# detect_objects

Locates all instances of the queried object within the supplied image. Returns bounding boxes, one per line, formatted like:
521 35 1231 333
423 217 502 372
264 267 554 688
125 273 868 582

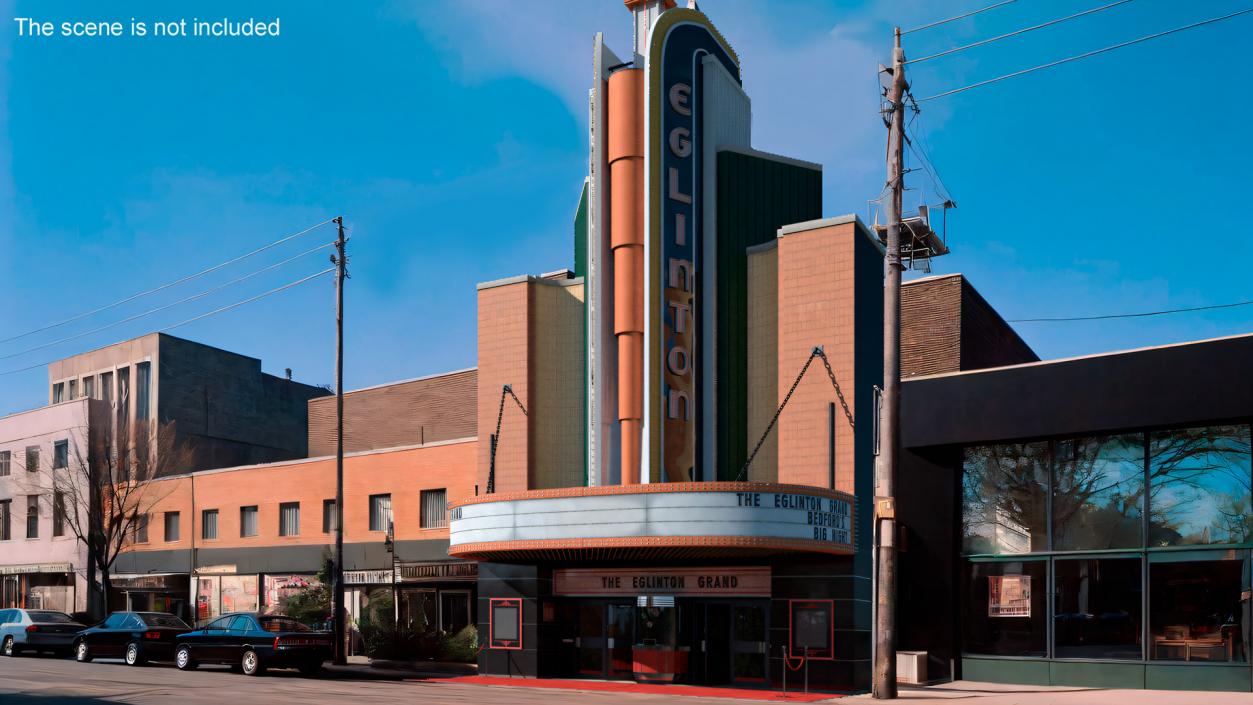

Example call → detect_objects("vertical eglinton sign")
646 9 739 483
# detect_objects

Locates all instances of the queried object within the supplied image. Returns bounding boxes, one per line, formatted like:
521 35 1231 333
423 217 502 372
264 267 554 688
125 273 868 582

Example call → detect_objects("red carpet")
438 675 841 701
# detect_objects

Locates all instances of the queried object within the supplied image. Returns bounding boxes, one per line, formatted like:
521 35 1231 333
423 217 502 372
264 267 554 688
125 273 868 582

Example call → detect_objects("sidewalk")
324 657 477 680
845 680 1253 704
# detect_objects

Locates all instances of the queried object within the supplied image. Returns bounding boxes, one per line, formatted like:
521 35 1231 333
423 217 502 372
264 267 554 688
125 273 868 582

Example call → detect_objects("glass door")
607 603 635 678
731 603 768 684
577 602 606 676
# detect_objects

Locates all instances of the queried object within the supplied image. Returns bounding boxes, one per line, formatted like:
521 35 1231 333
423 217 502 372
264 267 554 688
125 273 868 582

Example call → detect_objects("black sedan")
73 611 190 666
174 613 331 676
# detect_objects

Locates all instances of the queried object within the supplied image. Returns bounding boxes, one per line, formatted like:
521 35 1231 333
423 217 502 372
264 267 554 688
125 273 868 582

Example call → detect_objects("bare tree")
23 417 193 618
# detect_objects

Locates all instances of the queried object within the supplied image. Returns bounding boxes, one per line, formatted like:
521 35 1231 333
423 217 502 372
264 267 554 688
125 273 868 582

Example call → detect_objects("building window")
82 376 94 400
1148 425 1252 547
67 379 77 400
164 512 180 542
135 361 151 422
1053 433 1145 551
25 446 38 474
117 367 130 428
133 513 149 544
962 442 1049 554
0 451 9 477
26 495 39 539
52 492 66 537
1149 551 1248 662
1053 556 1142 659
52 382 64 404
420 489 448 529
279 502 300 537
489 598 522 649
240 506 258 537
0 499 10 540
369 494 392 532
964 559 1048 657
53 440 68 470
202 509 218 540
322 499 336 534
100 371 113 407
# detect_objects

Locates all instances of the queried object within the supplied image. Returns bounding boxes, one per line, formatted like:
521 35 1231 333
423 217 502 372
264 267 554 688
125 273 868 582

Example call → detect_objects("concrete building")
0 398 108 614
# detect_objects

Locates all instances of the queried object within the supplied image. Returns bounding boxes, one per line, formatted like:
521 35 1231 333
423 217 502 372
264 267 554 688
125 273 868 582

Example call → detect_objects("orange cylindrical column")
607 67 644 485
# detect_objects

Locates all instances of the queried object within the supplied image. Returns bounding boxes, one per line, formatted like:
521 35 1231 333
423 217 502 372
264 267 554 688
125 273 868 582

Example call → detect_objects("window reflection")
964 561 1047 657
1053 434 1144 551
962 443 1049 554
1150 553 1249 663
1149 425 1252 547
1054 558 1142 659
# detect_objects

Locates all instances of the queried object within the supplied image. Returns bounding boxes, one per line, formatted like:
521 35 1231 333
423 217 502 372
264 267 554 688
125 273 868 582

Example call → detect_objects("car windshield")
139 613 189 629
260 617 311 632
28 611 75 623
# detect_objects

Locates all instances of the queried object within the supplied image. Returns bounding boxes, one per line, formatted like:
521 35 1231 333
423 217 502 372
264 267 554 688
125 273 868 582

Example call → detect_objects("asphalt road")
0 653 776 705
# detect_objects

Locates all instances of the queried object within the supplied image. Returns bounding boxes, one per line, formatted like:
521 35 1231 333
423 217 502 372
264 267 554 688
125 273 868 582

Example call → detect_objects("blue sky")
1 0 1250 416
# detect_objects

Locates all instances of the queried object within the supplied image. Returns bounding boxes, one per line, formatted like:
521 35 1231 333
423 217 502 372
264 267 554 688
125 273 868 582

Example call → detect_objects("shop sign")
554 567 770 597
112 574 183 590
344 570 393 585
399 562 477 581
0 563 72 575
988 575 1031 618
195 564 237 575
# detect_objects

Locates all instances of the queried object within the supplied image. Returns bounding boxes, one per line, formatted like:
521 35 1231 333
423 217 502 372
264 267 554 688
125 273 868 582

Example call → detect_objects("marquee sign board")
449 485 854 554
646 9 740 483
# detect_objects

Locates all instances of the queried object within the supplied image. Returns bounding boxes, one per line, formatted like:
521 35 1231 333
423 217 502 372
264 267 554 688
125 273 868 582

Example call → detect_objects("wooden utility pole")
873 28 906 700
332 216 348 665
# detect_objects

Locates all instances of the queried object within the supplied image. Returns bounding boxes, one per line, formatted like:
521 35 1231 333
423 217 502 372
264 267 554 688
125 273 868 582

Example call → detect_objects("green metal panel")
1049 661 1144 689
714 150 821 480
573 180 589 278
962 657 1051 685
572 180 590 484
1146 664 1251 692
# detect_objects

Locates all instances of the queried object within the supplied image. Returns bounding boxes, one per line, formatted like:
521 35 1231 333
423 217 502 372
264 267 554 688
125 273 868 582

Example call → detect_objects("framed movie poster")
988 574 1031 617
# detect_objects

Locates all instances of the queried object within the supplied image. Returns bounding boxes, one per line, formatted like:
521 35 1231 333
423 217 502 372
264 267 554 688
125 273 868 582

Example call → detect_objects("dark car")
1 609 86 657
73 611 190 666
174 613 331 676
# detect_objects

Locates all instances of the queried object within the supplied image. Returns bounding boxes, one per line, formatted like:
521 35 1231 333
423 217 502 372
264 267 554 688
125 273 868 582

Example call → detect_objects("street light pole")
872 28 906 700
332 216 348 665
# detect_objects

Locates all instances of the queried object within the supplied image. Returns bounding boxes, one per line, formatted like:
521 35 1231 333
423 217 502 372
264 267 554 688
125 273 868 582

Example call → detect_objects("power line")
161 268 334 333
917 7 1253 101
1009 299 1253 323
903 0 1018 35
0 242 335 361
0 218 335 346
907 0 1136 65
0 268 334 377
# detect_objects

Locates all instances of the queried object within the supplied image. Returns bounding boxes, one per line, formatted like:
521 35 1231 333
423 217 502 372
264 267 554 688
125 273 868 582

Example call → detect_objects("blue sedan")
174 613 331 676
0 608 86 657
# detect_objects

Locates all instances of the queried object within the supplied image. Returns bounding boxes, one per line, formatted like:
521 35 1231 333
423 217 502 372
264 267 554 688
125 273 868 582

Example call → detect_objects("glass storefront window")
1149 425 1252 547
220 575 258 613
1150 552 1249 663
1053 557 1142 659
964 560 1047 657
962 443 1049 554
1053 434 1145 551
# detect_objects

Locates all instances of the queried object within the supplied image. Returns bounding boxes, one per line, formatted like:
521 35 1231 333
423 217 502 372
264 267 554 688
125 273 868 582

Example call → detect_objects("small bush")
438 625 479 663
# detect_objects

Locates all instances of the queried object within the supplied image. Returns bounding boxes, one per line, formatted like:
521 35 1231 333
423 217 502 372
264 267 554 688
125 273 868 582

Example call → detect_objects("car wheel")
2 636 16 657
175 645 198 671
75 640 92 663
124 642 146 666
297 661 322 677
240 648 265 676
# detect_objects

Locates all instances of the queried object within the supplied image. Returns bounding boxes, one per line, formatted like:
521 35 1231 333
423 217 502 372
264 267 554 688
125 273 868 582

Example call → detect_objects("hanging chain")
737 346 855 482
488 384 528 494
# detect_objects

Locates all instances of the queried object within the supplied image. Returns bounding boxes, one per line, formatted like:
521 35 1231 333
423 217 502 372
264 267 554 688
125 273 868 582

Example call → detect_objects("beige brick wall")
476 281 532 494
532 281 587 489
777 223 860 493
746 244 779 482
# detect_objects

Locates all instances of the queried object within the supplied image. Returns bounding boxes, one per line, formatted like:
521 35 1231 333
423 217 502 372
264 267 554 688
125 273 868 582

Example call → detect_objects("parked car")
0 608 86 657
174 613 331 676
73 611 190 666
